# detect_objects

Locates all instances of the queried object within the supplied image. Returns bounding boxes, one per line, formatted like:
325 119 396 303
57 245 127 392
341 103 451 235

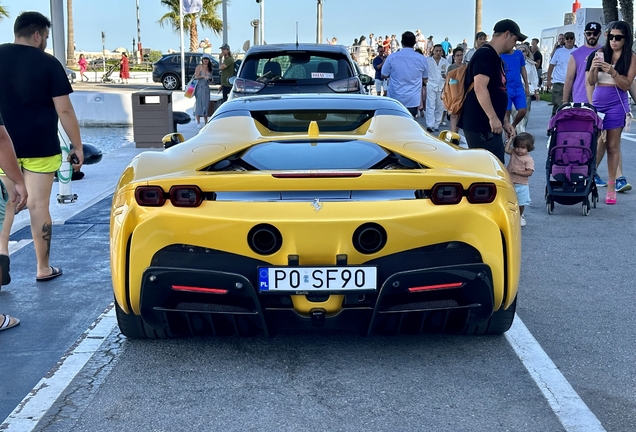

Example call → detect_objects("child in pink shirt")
505 132 535 227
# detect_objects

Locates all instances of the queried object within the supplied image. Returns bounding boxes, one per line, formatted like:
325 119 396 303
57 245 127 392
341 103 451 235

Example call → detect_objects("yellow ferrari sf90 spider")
110 94 520 338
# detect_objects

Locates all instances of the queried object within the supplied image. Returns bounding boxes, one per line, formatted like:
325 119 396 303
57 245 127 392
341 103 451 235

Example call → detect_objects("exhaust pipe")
353 223 387 254
247 224 283 255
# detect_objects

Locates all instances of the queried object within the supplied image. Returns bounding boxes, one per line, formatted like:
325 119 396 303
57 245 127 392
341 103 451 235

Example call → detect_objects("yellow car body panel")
110 94 521 336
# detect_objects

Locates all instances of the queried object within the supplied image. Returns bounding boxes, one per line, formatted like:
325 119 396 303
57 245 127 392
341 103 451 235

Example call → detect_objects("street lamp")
256 0 264 45
317 0 323 44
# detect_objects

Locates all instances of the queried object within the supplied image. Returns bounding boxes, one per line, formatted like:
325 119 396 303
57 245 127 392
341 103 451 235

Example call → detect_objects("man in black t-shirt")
0 113 28 331
0 12 84 282
458 19 527 162
531 38 543 86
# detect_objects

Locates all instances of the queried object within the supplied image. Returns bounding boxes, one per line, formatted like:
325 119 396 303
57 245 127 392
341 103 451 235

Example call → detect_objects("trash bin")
207 93 224 117
132 90 174 148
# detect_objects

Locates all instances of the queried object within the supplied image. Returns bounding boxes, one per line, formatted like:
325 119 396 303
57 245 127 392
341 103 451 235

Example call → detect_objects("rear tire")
114 299 174 339
162 73 180 90
464 296 517 335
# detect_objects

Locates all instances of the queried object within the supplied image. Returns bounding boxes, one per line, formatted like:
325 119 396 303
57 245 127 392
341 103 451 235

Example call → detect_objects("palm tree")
66 0 75 67
602 0 619 23
619 0 633 31
0 3 9 21
159 0 225 52
475 0 482 35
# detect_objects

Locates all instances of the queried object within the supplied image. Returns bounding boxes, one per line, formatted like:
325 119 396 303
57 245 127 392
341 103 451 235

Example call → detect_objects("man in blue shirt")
372 46 388 96
441 37 452 56
381 31 428 117
501 45 530 130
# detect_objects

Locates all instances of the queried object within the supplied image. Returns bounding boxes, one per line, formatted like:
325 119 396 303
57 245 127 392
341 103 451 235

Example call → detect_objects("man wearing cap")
219 43 235 102
458 19 526 163
547 31 576 116
464 32 488 64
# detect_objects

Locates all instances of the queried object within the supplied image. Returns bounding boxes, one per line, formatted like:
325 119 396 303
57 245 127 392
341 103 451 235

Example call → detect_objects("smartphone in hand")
70 154 80 165
594 51 604 61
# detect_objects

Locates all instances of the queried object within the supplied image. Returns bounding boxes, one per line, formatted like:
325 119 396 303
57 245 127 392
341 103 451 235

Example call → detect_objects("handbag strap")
615 85 629 114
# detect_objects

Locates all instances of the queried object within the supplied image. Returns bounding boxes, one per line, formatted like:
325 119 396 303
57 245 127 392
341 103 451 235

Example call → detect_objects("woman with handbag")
194 54 213 128
587 20 636 204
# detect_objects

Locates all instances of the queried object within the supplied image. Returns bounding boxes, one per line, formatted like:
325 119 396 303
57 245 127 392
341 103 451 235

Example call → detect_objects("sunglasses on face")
565 36 575 40
585 31 600 37
608 34 625 41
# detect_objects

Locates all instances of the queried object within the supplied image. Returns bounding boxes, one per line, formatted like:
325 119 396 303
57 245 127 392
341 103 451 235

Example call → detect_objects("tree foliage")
0 4 9 20
158 0 225 52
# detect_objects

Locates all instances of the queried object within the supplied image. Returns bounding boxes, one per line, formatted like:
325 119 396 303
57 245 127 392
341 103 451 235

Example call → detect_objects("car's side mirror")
359 74 373 86
162 133 185 149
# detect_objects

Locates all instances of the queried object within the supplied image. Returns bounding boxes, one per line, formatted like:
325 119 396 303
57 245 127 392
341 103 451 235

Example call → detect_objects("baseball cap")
219 43 230 50
475 31 487 40
564 31 575 38
493 19 527 42
585 22 601 32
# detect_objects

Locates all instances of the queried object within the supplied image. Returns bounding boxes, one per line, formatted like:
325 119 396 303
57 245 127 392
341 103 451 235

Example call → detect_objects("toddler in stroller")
101 63 119 83
545 103 602 215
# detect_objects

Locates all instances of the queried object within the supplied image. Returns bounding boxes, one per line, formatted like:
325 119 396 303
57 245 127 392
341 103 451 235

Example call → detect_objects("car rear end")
111 97 520 338
231 48 362 99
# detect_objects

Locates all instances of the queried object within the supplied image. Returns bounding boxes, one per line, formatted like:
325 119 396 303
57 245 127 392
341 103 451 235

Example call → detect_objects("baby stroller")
545 103 602 216
101 63 118 83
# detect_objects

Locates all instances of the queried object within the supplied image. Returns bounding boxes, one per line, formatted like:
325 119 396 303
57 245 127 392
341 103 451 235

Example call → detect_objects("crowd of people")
352 17 633 223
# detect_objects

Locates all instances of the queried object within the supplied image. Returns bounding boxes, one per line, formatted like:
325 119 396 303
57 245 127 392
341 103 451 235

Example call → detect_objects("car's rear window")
251 110 373 132
240 51 354 82
241 140 388 170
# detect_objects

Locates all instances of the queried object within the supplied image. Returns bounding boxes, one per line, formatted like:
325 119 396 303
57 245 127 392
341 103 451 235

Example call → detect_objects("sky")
0 0 607 55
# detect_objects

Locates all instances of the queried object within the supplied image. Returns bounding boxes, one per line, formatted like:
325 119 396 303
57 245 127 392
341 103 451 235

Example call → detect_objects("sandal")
606 191 617 205
36 266 63 282
0 314 20 332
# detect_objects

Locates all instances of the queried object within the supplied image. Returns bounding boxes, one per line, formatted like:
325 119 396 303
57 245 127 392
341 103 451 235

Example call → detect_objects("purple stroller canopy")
548 107 604 131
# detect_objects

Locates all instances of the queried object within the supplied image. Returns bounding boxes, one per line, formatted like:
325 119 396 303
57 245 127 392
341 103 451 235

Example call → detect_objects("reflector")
172 285 228 294
408 282 464 292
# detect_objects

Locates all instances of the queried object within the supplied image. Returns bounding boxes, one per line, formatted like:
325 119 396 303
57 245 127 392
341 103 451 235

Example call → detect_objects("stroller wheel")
582 200 590 216
546 200 554 215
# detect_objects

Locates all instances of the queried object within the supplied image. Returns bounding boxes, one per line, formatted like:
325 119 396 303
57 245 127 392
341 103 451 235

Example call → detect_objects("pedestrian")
500 44 530 131
199 38 212 54
426 35 435 56
0 11 84 282
441 37 452 56
530 38 543 85
390 34 399 53
194 54 213 128
372 46 388 96
586 20 636 204
504 132 535 227
464 31 488 63
78 53 88 82
425 44 450 132
119 52 130 84
458 19 526 163
381 31 429 118
551 34 565 57
0 113 28 331
547 31 576 116
415 29 426 52
219 43 235 102
358 35 368 65
512 44 539 133
447 46 464 132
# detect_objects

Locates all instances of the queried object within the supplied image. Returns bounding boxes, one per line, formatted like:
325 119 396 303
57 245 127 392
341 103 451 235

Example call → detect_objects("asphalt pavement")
1 99 635 431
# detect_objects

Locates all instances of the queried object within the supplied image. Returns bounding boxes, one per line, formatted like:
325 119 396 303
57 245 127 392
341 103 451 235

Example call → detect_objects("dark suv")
152 53 220 90
230 43 373 100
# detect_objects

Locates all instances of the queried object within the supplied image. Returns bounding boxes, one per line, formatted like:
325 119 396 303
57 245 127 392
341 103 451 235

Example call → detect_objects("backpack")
441 64 474 115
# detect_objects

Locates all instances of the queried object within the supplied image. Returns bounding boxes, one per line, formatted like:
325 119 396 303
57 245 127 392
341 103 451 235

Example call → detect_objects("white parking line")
506 316 606 432
0 305 117 431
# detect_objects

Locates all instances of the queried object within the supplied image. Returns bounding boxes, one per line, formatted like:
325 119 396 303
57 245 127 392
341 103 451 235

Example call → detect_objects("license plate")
258 267 377 293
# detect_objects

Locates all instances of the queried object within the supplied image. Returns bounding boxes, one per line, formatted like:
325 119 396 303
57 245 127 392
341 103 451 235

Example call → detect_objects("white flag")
183 0 202 14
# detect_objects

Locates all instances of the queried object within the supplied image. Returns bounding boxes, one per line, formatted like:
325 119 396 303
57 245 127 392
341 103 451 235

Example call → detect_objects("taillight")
233 78 265 94
135 186 165 206
327 77 360 92
169 186 202 207
430 183 463 205
467 183 497 203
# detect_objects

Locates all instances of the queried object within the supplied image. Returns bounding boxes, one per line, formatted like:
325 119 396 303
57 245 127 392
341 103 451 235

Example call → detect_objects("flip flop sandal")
36 266 63 282
0 314 20 331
